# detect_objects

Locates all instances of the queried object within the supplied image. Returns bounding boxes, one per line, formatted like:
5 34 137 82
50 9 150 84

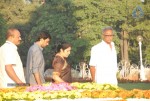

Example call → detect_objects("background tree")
0 0 150 69
0 15 7 46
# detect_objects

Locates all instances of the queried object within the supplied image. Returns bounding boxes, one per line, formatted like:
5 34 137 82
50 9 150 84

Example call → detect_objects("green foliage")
0 0 39 66
0 15 7 46
0 0 150 67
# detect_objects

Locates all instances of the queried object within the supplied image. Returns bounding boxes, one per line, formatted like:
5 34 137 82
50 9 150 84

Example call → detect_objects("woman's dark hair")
56 42 71 53
36 31 51 42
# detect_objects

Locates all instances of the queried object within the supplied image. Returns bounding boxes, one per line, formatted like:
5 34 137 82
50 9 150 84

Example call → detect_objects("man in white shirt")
0 28 26 88
89 26 118 85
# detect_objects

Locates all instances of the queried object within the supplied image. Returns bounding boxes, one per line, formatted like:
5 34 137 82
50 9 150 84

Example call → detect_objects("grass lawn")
118 82 150 90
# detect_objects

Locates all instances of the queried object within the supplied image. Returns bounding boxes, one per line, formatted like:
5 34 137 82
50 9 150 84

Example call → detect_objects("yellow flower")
91 90 100 98
0 96 2 101
81 90 91 98
43 93 51 99
50 92 58 99
99 91 109 98
27 92 36 100
19 92 29 99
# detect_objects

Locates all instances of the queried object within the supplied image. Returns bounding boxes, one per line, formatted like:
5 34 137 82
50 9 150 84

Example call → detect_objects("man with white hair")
89 26 118 85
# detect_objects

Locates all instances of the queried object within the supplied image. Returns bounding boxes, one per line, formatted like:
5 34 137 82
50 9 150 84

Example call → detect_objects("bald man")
0 28 26 88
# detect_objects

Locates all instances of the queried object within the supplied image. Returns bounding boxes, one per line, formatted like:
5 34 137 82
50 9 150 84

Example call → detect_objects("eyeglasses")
104 35 114 37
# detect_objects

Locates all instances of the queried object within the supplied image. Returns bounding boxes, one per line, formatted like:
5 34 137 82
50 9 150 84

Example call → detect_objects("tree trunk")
121 30 129 62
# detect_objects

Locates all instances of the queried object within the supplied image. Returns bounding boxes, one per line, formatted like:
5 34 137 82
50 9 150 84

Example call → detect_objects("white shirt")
89 40 118 85
0 41 25 88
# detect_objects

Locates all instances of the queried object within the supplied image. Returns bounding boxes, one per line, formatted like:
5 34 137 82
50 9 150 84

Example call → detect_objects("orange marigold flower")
91 90 101 98
143 90 150 99
118 90 131 99
81 90 91 98
108 90 119 98
99 91 110 98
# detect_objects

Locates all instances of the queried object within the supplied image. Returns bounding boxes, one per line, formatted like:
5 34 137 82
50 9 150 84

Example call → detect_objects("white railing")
72 60 150 80
72 62 91 79
117 60 150 80
44 61 150 81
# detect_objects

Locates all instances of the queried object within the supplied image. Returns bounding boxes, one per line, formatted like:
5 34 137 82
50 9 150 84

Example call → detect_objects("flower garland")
0 82 150 101
26 82 76 92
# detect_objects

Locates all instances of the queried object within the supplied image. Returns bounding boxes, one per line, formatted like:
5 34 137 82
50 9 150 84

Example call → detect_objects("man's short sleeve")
89 47 97 67
31 50 43 73
3 47 16 65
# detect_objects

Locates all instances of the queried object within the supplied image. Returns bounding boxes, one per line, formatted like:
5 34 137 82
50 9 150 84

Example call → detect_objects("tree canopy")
0 0 150 68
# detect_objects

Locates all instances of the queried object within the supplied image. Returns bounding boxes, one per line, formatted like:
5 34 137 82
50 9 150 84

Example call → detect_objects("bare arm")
52 56 66 83
5 64 24 84
30 49 44 85
52 72 64 83
90 66 96 82
33 72 42 85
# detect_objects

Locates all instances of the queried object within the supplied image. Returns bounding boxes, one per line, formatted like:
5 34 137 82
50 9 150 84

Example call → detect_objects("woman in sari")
52 42 72 83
